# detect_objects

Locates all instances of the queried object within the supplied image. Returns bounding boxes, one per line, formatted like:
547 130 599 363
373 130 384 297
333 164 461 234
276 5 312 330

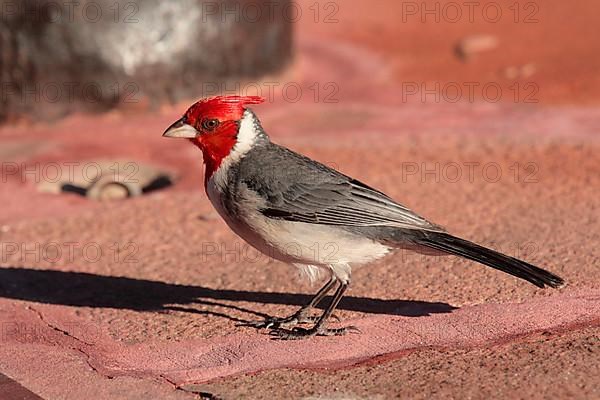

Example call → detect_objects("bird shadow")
0 267 457 322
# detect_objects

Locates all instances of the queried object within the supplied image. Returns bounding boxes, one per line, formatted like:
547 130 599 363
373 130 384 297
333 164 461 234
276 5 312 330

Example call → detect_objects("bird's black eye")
202 119 220 131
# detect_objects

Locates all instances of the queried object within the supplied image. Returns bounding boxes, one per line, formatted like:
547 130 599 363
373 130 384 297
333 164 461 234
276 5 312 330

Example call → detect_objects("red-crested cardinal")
163 95 564 339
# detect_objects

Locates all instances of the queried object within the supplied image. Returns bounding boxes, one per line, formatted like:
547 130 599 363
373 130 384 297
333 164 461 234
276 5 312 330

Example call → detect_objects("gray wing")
237 143 445 232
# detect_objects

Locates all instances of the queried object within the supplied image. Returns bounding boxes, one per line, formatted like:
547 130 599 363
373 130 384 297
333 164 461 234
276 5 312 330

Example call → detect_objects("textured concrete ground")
200 327 600 399
1 0 599 399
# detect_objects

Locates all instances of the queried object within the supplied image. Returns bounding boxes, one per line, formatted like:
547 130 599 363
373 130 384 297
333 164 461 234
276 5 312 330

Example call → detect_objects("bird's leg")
286 276 338 324
273 280 359 339
242 277 337 329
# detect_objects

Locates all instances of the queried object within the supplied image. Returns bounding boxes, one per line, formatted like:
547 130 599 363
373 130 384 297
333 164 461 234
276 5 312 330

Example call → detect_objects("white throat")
231 109 262 162
209 109 263 191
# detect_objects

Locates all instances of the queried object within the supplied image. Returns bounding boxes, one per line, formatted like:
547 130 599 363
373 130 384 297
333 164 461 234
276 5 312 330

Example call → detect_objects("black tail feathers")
418 232 564 288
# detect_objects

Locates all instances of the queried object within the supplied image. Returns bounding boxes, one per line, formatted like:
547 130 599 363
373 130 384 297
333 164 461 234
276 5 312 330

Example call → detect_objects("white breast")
208 173 391 283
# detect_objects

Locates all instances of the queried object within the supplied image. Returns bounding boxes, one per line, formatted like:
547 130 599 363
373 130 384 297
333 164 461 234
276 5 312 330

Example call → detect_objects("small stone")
97 183 130 201
521 63 537 78
503 66 520 80
455 35 499 61
502 63 537 79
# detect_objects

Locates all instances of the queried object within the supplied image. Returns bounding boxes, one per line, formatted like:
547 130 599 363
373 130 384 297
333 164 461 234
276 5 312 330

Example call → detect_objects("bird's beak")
163 118 198 138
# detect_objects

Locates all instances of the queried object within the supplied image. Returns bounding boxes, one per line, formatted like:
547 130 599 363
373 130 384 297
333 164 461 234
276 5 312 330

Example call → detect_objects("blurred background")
0 1 599 398
0 0 597 206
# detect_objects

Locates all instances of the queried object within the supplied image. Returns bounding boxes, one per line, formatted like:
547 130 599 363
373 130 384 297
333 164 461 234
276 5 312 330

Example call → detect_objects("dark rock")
0 0 293 121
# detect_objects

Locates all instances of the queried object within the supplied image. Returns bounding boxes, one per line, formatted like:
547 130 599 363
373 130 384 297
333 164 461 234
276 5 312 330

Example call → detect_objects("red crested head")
183 95 265 129
163 95 266 183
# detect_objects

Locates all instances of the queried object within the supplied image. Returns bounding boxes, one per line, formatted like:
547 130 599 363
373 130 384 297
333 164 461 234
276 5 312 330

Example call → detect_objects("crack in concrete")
75 348 114 380
26 305 94 346
24 305 207 392
159 374 179 388
26 305 115 380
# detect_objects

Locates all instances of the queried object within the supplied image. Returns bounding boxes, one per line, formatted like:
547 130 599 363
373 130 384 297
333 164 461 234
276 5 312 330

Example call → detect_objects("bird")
163 95 564 339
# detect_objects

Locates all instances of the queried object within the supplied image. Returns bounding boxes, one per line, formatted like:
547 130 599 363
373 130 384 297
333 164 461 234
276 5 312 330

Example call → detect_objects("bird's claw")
240 311 327 330
271 325 361 340
238 318 288 329
239 315 302 330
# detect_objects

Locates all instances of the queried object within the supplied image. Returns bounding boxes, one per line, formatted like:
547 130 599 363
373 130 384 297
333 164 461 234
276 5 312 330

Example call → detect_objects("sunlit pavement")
1 1 599 398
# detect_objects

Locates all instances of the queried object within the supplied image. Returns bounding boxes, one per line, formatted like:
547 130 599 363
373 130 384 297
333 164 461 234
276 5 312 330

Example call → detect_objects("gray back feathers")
230 141 445 232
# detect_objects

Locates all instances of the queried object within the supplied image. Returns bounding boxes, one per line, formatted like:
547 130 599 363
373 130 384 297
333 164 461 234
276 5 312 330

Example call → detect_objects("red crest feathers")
184 95 265 126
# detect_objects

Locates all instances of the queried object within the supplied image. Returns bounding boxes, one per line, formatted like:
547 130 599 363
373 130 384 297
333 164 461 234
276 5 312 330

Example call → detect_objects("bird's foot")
271 325 361 340
240 312 320 330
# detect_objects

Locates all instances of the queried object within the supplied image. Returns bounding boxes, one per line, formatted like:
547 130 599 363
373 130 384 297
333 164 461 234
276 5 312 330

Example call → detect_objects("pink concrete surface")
1 291 599 389
202 326 600 400
1 1 600 398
